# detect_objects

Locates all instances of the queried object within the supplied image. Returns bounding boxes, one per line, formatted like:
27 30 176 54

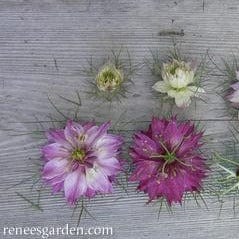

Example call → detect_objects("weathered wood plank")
1 1 239 239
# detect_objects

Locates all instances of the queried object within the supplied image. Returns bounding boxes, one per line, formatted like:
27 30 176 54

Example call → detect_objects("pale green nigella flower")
96 64 124 92
153 59 205 107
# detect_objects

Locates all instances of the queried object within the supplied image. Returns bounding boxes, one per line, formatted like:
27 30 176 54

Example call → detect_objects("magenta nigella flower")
227 71 239 108
42 120 123 204
130 117 208 205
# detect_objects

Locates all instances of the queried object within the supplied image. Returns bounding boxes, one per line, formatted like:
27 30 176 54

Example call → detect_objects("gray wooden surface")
1 0 239 238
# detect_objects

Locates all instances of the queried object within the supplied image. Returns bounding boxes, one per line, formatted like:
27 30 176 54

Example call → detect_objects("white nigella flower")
152 59 205 108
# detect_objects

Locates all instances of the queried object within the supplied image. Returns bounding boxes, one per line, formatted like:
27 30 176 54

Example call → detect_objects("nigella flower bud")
84 49 135 102
153 59 205 108
96 64 124 92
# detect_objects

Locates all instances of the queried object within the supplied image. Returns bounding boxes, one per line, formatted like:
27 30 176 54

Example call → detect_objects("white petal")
168 70 194 89
167 89 178 98
85 165 112 193
175 94 191 108
152 81 169 93
168 89 193 108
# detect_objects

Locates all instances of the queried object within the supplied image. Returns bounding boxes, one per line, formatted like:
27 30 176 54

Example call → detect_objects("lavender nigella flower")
42 120 123 204
130 117 208 205
227 71 239 108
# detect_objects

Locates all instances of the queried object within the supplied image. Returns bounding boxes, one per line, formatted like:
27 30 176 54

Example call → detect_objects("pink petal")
64 120 84 146
163 120 183 150
85 122 111 146
46 129 66 144
97 158 121 176
42 158 68 179
85 166 112 193
42 143 70 160
64 169 87 204
151 117 167 138
231 82 239 90
42 158 69 192
133 133 158 158
85 188 96 198
95 134 123 149
93 143 122 160
228 90 239 103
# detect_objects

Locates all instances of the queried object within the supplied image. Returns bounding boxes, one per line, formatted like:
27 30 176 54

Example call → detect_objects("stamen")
71 149 86 163
174 157 193 169
161 160 168 177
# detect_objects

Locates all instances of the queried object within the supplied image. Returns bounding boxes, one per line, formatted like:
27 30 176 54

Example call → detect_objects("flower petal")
46 129 66 144
42 158 69 193
94 134 123 149
231 82 239 91
85 122 111 146
175 95 191 108
42 158 68 179
152 81 169 93
133 133 158 158
64 120 84 147
64 169 87 204
228 90 239 103
85 165 112 193
42 143 70 160
96 158 121 176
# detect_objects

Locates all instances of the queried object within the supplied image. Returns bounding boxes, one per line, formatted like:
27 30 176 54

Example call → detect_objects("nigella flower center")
71 148 86 163
103 71 116 82
170 66 177 75
173 86 187 92
164 152 176 164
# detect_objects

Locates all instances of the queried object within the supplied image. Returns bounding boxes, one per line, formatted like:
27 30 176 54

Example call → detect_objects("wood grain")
1 0 239 238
